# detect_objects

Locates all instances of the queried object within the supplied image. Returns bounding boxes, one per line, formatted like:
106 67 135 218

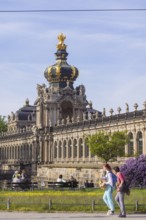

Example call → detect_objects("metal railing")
0 198 145 212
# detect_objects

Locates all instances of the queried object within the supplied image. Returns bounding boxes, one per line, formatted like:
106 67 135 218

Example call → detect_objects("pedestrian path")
0 212 146 220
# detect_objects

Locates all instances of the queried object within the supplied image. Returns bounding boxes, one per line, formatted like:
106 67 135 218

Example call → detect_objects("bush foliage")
120 154 146 187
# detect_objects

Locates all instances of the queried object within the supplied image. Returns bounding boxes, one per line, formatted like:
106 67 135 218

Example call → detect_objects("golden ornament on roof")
56 33 67 50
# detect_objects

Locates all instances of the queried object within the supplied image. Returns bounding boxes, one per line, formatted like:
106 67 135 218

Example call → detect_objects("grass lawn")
0 188 146 212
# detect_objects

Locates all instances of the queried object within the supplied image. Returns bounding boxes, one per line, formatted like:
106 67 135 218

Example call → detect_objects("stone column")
83 139 85 162
39 97 43 128
5 148 7 160
57 107 60 123
44 136 48 163
28 144 31 161
49 136 53 163
89 147 91 162
39 137 43 163
31 139 38 175
125 143 128 155
45 105 49 127
52 141 54 161
50 107 53 126
33 140 37 162
77 138 79 162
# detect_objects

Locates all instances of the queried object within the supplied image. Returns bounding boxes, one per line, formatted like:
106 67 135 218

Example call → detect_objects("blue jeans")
103 185 114 211
115 191 126 215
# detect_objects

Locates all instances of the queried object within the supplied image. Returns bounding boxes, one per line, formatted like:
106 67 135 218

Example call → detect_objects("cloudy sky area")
0 0 146 117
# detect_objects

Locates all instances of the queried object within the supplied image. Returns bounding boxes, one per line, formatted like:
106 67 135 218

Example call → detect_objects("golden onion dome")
44 33 79 89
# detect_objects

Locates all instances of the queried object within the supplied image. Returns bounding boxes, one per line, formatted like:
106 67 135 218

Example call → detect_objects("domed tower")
44 33 79 90
35 34 87 129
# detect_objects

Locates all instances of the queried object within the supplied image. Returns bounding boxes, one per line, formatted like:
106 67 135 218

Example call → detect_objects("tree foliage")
86 131 128 163
0 115 7 133
120 154 146 187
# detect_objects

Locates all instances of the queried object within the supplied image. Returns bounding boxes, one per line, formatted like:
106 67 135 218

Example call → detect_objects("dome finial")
56 33 67 50
25 98 29 106
44 34 79 89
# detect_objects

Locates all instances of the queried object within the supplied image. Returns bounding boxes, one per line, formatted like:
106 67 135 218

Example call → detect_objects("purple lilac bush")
120 154 146 187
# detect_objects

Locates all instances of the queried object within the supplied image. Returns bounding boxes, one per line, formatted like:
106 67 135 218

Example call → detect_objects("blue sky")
0 0 146 117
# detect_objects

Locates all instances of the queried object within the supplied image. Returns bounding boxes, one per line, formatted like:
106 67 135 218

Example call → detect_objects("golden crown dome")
44 34 79 89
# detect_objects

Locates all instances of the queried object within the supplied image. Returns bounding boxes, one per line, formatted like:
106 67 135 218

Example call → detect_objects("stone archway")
60 101 73 121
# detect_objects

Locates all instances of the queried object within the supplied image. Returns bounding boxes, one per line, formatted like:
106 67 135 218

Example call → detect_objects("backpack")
112 173 117 187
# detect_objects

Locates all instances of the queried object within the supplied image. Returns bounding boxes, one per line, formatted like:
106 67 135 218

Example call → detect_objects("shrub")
120 154 146 187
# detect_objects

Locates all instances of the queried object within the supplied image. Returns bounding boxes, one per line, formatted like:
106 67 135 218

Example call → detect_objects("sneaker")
107 210 114 215
118 214 126 218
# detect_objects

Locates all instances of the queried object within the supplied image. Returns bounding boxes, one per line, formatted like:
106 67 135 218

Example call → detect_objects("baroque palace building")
0 33 146 184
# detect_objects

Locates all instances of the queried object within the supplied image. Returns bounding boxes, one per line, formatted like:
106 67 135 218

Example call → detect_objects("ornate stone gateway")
0 34 146 185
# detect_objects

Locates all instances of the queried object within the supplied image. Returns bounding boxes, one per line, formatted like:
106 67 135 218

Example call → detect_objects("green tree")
86 131 128 163
0 115 7 133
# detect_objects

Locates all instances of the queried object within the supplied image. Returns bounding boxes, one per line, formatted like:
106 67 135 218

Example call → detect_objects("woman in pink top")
113 166 126 218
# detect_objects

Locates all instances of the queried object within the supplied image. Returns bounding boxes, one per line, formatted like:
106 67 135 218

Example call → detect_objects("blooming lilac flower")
120 155 146 187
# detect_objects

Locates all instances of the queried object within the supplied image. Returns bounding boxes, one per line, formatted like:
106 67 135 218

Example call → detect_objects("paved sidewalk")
0 212 146 220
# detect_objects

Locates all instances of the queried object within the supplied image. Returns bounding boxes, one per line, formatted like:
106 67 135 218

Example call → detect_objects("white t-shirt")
105 171 114 187
57 178 66 183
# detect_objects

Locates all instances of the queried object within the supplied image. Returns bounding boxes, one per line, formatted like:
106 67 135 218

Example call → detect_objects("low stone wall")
37 165 102 187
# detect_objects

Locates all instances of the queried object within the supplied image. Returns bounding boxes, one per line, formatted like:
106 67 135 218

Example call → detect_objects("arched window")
60 101 73 122
7 147 9 159
73 139 77 158
54 142 57 159
85 143 89 158
1 148 3 160
63 140 67 158
58 141 62 158
29 144 32 160
21 145 24 159
4 147 6 160
128 133 134 156
19 145 22 159
10 147 12 159
68 140 72 158
12 146 15 159
18 147 21 159
79 138 83 158
14 146 17 160
26 144 29 160
7 147 10 159
137 131 143 155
